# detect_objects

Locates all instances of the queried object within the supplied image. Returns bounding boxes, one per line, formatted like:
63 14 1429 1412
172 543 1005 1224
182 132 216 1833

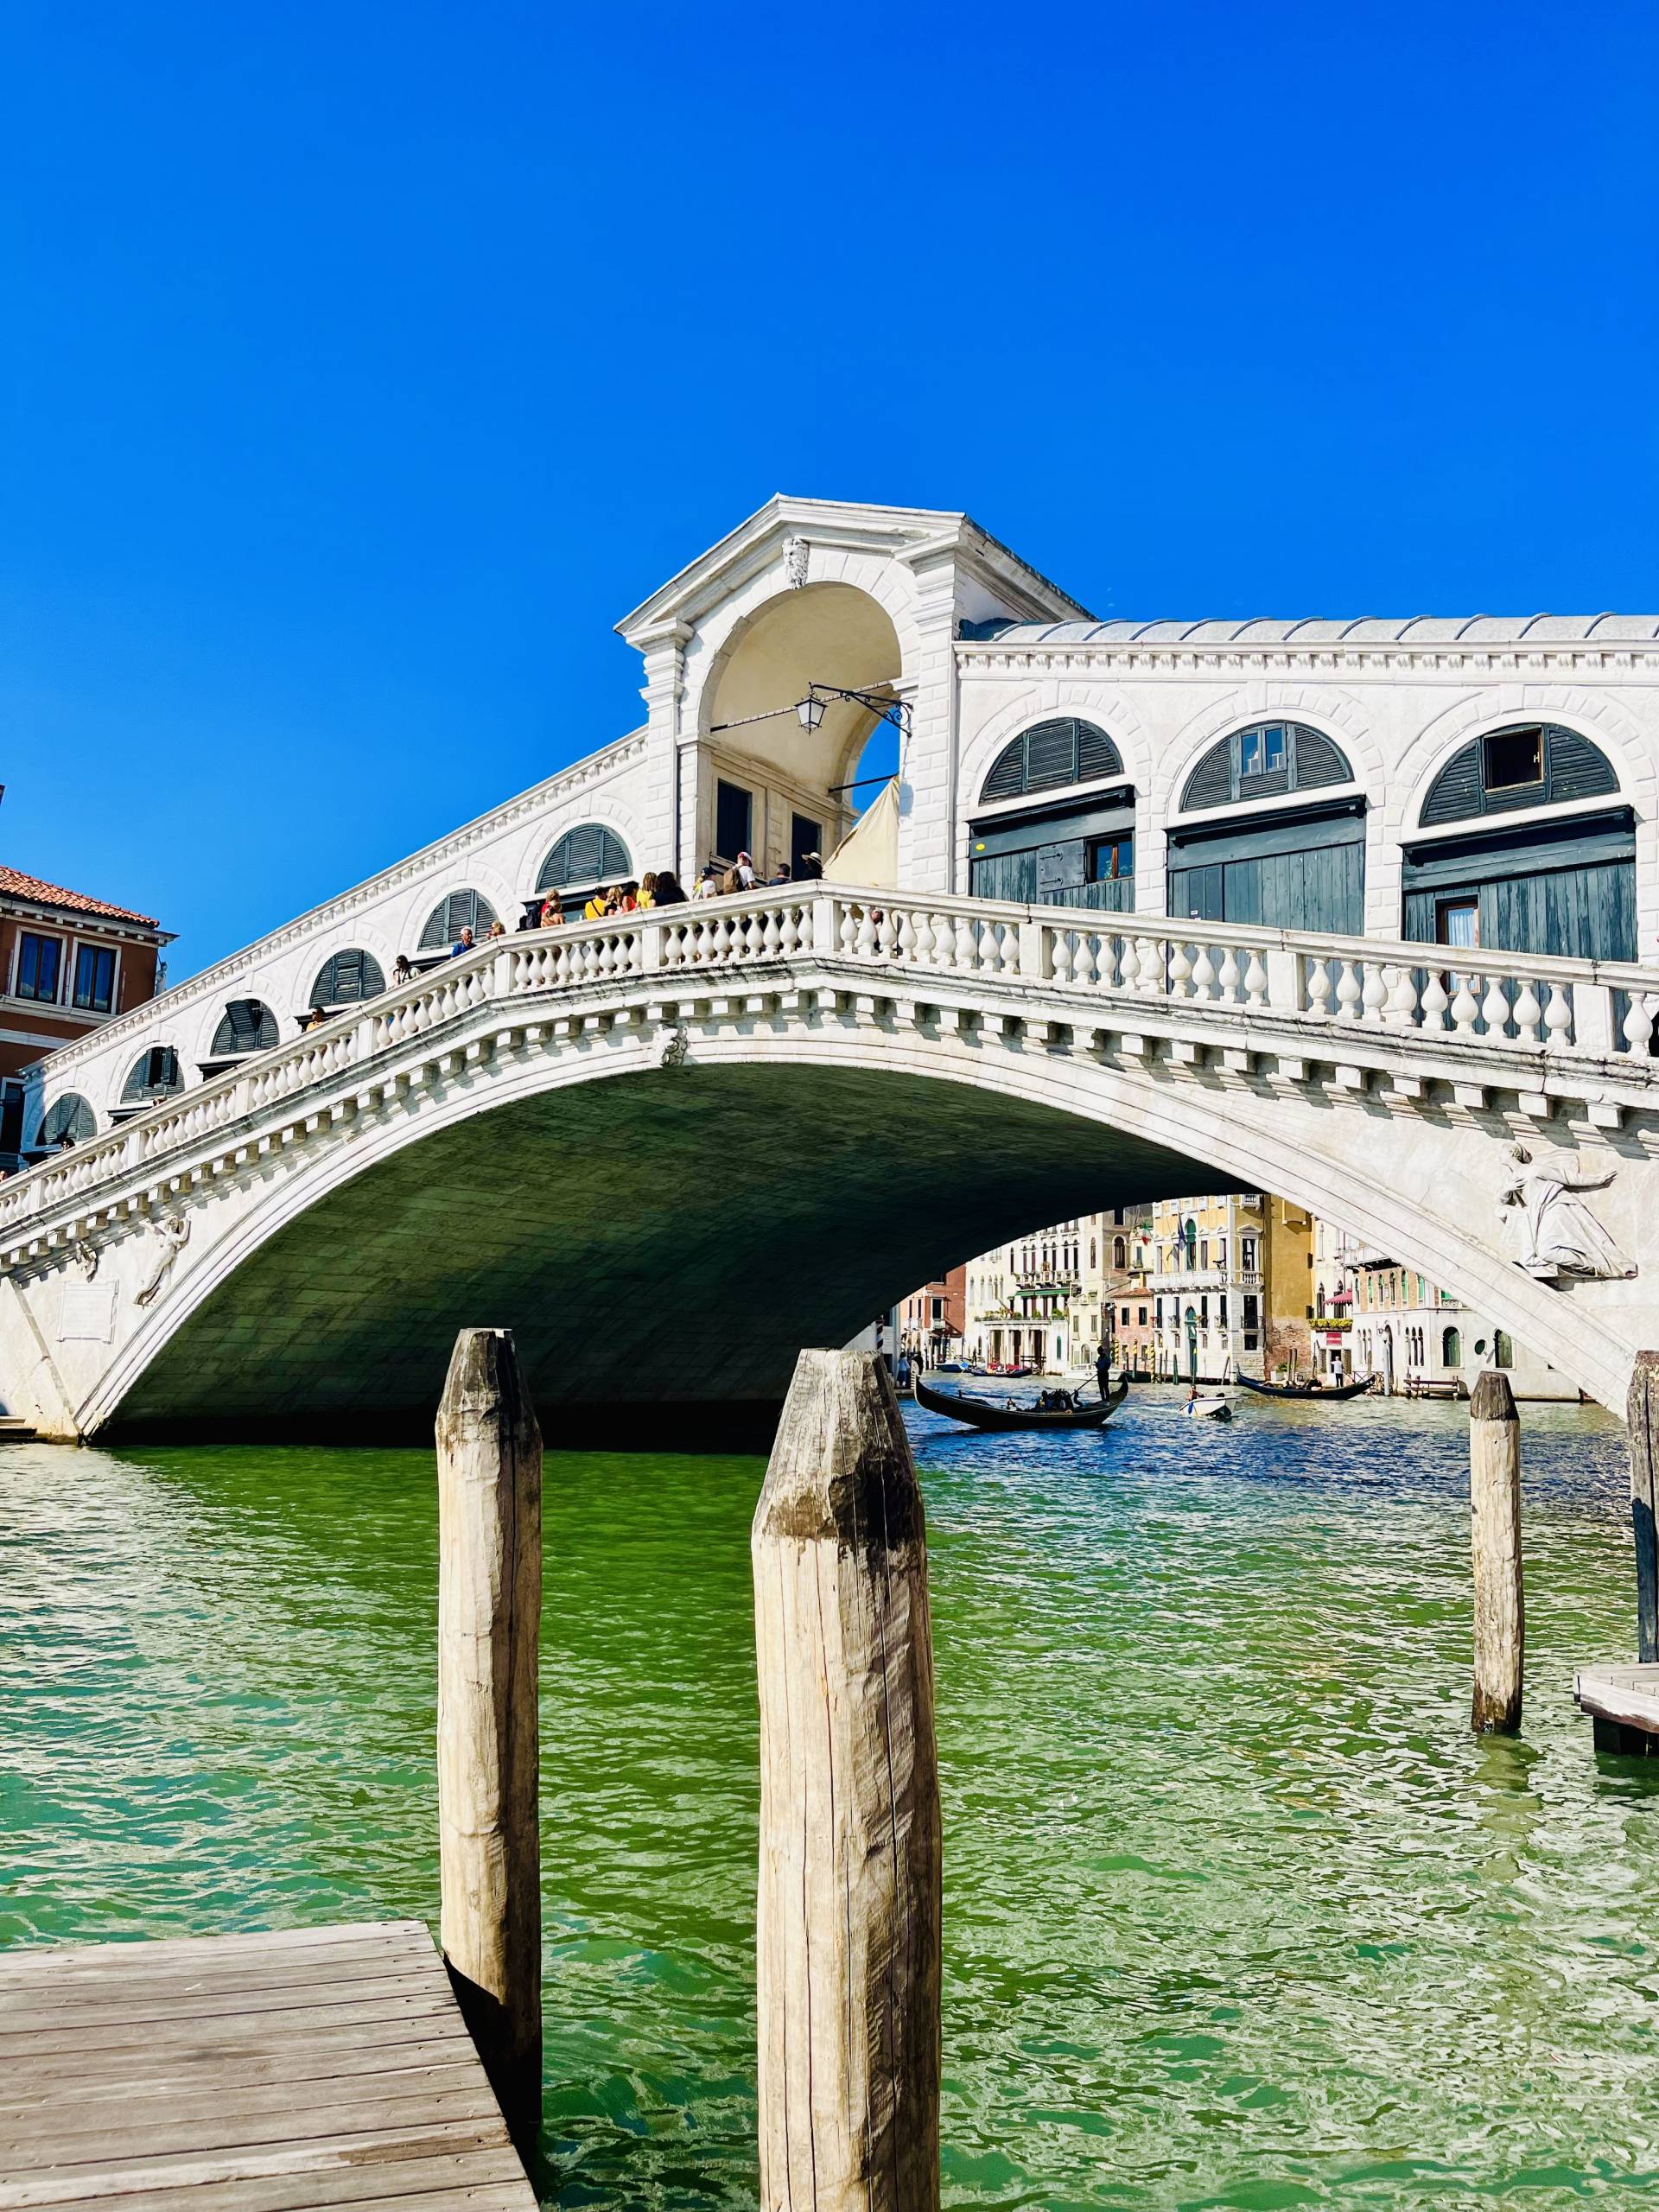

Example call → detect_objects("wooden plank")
0 2119 522 2209
0 1948 442 2015
1574 1662 1659 1732
0 2031 476 2104
0 1922 430 1978
0 1964 444 2025
0 2059 489 2143
1 1991 462 2061
32 2158 531 2212
0 1929 437 1996
3 2083 501 2170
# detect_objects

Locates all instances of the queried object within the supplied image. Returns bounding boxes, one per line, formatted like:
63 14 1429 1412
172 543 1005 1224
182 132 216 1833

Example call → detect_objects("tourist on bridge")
798 849 823 880
636 872 658 909
538 890 565 927
653 869 688 905
734 850 760 891
693 864 720 899
769 862 791 885
392 953 413 984
450 925 476 957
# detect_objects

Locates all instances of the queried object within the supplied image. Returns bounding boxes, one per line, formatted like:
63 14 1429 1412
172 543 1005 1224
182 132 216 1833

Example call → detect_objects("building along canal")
3 1392 1657 2209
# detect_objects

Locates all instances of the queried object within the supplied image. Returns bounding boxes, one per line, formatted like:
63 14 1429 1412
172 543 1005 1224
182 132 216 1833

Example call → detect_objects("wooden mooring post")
752 1350 943 2212
436 1325 543 2156
1470 1369 1524 1734
1630 1351 1659 1665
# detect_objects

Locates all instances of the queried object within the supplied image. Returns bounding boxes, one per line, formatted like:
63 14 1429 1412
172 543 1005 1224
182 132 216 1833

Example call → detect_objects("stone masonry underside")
105 1065 1231 1446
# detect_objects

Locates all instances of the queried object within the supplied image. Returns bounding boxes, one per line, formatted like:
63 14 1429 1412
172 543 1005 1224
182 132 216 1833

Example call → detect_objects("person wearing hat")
693 862 721 900
734 849 760 891
798 849 823 881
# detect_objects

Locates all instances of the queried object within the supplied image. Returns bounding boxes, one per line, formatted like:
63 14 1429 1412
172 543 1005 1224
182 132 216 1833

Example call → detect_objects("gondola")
1232 1372 1372 1402
912 1371 1129 1433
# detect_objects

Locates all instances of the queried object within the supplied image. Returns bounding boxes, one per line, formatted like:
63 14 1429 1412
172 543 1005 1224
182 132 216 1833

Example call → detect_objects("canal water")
4 1394 1658 2208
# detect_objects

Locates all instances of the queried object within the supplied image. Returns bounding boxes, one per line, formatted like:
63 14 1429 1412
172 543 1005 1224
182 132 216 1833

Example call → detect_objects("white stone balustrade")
7 883 1658 1254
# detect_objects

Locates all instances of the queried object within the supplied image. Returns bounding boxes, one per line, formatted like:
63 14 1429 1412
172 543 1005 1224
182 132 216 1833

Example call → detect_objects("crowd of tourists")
449 846 824 952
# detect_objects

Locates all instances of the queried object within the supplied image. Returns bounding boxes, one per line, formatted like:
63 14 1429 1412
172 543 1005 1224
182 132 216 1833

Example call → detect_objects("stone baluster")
1420 969 1449 1033
1168 941 1193 1001
1243 950 1268 1008
1480 974 1513 1039
1116 935 1141 993
1073 931 1097 988
763 908 783 960
1191 944 1217 1001
931 912 954 969
1360 963 1388 1025
1335 960 1363 1020
1543 984 1573 1050
855 908 877 960
911 911 933 964
1050 930 1073 987
1217 946 1240 1003
1623 994 1656 1055
1305 959 1333 1020
1385 966 1420 1027
839 906 859 958
1450 974 1481 1038
1511 980 1543 1046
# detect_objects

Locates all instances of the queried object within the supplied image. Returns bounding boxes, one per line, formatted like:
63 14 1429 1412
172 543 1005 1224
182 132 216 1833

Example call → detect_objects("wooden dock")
0 1918 539 2211
1574 1661 1659 1754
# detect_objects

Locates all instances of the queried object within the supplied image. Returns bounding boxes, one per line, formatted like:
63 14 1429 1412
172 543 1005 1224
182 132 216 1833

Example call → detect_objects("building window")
1484 726 1544 792
1112 1236 1126 1268
38 1093 95 1147
14 931 62 1003
1179 722 1353 811
1088 833 1134 882
981 718 1123 804
419 890 499 949
790 814 822 877
715 780 753 861
210 1000 279 1056
1494 1330 1514 1369
1137 1306 1147 1326
309 950 386 1007
1241 1236 1258 1272
72 944 118 1014
121 1046 184 1103
931 1297 944 1323
537 827 632 899
1443 1326 1462 1367
1420 722 1617 826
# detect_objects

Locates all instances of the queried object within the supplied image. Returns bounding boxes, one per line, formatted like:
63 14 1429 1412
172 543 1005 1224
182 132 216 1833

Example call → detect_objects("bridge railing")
7 884 1659 1241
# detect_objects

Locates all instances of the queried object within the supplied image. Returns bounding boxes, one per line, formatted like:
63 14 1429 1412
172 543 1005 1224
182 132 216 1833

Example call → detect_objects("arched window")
210 1000 278 1056
537 827 632 897
1112 1236 1127 1269
419 891 498 950
1442 1325 1462 1369
1179 722 1353 811
1494 1330 1514 1370
121 1047 184 1104
38 1094 94 1147
309 949 385 1008
1420 723 1617 827
980 718 1122 804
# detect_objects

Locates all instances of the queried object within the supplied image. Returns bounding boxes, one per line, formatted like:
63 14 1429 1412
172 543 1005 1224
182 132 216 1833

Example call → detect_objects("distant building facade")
899 1266 966 1367
0 868 171 1173
1347 1253 1575 1400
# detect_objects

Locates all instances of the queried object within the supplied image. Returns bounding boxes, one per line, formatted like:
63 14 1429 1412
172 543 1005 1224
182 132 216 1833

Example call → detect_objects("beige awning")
825 777 899 888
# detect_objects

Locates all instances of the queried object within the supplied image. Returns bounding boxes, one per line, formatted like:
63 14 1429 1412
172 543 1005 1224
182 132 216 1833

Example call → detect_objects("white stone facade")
23 497 1659 1153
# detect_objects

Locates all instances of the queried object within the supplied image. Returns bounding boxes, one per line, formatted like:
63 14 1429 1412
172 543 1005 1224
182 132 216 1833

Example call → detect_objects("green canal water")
4 1395 1658 2207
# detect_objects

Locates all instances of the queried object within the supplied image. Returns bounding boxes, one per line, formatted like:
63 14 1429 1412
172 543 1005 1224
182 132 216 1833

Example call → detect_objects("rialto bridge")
2 883 1657 1443
10 494 1659 1438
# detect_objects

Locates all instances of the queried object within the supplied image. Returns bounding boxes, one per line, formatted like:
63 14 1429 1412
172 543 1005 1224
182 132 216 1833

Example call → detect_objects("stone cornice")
955 639 1659 679
34 728 648 1083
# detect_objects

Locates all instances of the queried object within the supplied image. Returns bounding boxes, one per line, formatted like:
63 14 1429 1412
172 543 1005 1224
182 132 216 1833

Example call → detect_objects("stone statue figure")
1499 1146 1636 1282
72 1239 99 1280
784 534 809 588
135 1214 191 1306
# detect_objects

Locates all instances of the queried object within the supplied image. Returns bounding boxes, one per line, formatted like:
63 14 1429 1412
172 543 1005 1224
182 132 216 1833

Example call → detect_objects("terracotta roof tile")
0 866 160 928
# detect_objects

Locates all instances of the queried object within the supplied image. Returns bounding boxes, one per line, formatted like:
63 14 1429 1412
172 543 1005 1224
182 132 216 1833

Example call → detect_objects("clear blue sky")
8 1 1658 976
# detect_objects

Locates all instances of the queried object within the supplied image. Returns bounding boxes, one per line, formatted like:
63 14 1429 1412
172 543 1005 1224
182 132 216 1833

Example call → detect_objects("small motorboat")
1233 1373 1371 1402
1180 1391 1233 1422
913 1370 1129 1433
